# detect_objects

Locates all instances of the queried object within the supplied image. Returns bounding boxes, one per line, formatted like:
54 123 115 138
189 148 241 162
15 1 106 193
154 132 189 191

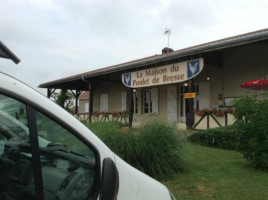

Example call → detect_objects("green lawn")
163 142 268 200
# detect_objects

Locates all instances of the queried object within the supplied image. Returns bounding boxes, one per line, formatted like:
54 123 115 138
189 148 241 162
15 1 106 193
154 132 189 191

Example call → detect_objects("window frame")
142 88 159 115
0 90 101 200
132 91 138 114
224 97 237 107
142 89 152 114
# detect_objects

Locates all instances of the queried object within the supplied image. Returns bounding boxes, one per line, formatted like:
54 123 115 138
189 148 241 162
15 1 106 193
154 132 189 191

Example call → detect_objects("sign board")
184 93 196 99
122 58 204 88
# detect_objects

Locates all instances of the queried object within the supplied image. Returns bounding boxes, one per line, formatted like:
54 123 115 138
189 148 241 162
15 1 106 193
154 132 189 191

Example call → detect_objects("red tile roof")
79 91 89 99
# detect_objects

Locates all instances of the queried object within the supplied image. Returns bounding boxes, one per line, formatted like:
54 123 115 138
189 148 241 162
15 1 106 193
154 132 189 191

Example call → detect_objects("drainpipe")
82 76 92 122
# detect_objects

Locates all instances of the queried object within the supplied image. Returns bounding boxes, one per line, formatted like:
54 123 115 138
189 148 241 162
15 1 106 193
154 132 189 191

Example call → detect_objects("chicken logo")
187 60 200 79
123 73 131 86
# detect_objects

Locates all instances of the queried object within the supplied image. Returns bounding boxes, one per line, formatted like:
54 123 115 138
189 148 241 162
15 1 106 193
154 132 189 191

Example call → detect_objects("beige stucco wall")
93 81 128 113
222 42 268 98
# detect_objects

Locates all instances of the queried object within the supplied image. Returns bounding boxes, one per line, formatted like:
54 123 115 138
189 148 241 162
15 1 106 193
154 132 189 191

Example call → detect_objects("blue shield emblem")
187 60 200 79
123 73 131 86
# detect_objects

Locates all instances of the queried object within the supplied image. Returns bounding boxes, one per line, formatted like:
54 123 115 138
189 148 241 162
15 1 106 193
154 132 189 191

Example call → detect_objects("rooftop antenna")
164 28 171 48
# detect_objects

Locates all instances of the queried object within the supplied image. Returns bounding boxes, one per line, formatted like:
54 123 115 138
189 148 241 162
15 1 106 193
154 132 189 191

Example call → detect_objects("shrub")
85 121 185 179
233 93 268 170
187 126 239 150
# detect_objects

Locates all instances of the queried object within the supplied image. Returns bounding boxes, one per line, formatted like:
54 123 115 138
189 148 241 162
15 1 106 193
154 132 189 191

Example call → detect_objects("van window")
0 94 35 199
0 94 97 200
35 111 96 200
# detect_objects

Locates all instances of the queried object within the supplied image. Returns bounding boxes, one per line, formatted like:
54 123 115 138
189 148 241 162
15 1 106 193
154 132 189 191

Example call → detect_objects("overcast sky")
1 0 268 94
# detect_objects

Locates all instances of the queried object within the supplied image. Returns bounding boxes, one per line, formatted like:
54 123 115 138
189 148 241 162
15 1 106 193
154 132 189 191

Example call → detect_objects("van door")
0 93 98 200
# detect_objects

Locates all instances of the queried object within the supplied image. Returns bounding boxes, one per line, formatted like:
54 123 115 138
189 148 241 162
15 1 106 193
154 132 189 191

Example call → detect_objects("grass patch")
163 142 268 200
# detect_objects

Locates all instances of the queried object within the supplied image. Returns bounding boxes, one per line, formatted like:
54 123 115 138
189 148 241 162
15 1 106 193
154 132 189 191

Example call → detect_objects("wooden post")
88 83 92 122
207 113 210 129
129 88 134 127
47 88 56 98
225 112 228 126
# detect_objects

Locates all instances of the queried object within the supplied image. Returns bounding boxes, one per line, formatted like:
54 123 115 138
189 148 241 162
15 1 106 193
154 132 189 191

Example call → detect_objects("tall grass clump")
85 121 127 155
134 122 185 179
84 121 185 179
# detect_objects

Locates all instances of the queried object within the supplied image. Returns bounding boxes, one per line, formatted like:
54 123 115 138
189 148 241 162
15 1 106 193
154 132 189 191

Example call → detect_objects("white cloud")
1 0 268 95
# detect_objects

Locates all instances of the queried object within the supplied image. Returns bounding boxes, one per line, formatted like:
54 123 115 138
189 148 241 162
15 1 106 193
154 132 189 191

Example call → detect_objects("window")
224 97 236 107
142 88 158 114
35 111 96 200
0 94 35 199
0 94 97 200
100 93 108 112
143 89 152 114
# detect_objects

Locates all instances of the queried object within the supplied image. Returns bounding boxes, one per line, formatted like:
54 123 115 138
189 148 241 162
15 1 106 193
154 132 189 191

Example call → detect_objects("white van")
0 72 176 200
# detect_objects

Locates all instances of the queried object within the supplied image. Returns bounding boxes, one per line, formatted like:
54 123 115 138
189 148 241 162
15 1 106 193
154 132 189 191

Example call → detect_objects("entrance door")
167 85 177 123
179 82 210 123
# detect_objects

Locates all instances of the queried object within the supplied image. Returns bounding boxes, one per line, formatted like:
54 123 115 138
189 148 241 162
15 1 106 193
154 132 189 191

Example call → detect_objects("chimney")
162 47 174 54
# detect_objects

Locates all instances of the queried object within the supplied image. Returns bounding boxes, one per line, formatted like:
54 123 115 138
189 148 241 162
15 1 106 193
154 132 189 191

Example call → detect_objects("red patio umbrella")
240 78 268 91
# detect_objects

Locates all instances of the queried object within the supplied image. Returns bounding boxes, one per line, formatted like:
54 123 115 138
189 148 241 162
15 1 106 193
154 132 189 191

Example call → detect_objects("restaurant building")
39 29 268 129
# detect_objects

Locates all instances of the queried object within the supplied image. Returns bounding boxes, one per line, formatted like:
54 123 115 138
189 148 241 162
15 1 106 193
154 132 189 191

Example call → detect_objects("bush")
233 93 268 170
85 121 185 179
187 126 239 150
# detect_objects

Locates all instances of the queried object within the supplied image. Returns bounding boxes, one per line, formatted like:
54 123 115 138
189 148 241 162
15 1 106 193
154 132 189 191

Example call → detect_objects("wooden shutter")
100 93 108 112
151 88 158 114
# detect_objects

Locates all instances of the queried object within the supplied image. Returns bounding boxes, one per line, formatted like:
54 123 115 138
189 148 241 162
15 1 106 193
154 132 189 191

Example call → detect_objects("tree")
233 92 268 170
52 90 74 112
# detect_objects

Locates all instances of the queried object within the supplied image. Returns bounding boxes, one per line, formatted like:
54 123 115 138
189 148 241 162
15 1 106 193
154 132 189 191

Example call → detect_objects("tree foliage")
52 90 74 111
233 92 268 170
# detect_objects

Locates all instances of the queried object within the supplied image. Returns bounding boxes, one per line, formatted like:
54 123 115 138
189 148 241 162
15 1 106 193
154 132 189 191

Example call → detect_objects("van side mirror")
100 158 119 200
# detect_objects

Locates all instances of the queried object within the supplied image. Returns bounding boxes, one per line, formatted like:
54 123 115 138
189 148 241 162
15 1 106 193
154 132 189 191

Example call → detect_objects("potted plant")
91 111 99 116
213 109 225 116
195 110 206 116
